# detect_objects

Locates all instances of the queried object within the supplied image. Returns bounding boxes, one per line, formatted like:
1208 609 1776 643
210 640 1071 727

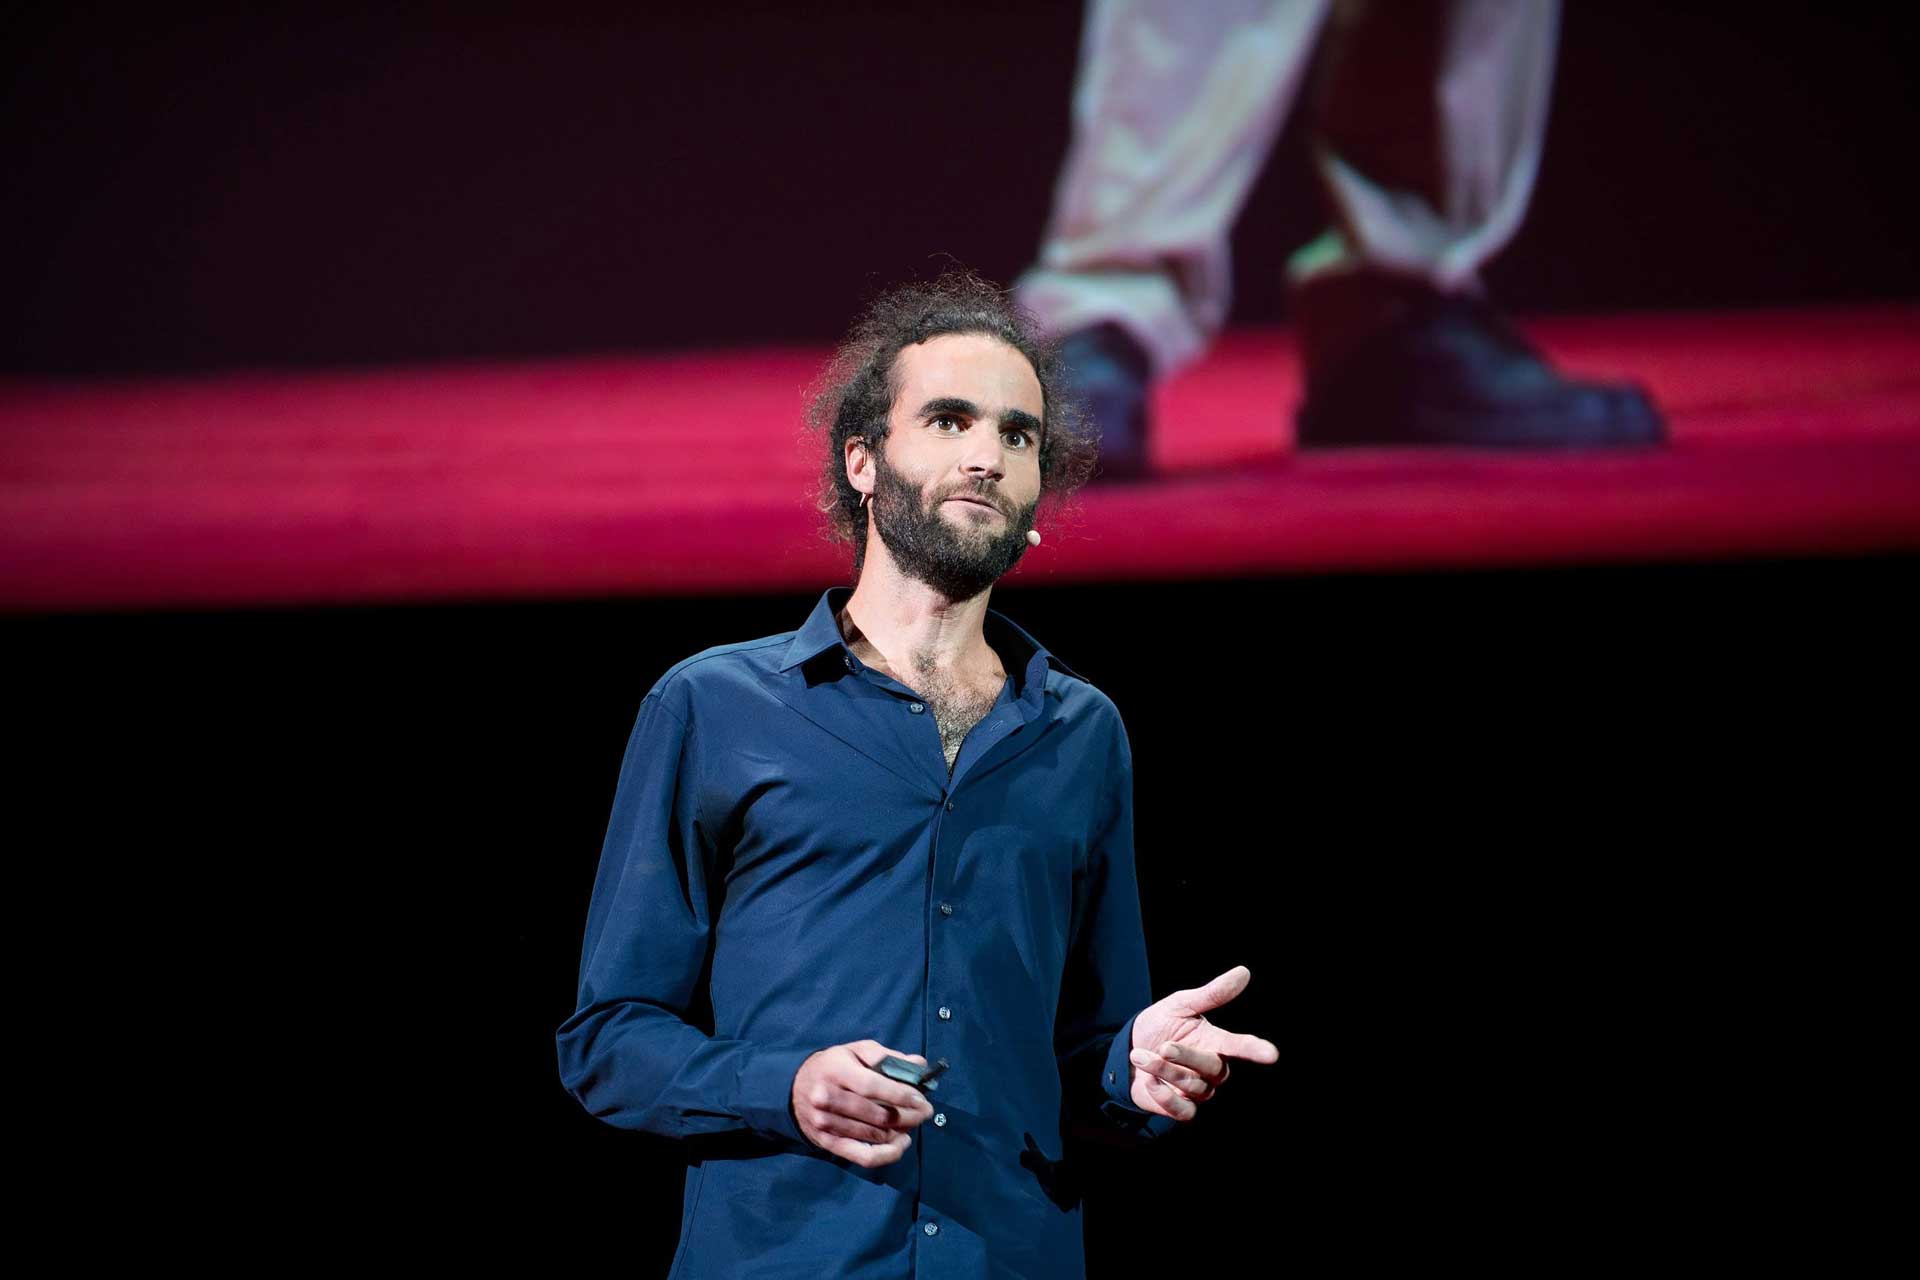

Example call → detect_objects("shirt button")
923 1222 939 1237
933 1113 947 1127
909 702 925 714
945 800 954 812
937 1058 950 1070
937 1006 952 1021
1107 1070 1116 1083
843 654 854 670
938 902 953 916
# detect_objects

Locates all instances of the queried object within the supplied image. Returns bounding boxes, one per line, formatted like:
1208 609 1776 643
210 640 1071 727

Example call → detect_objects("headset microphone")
1026 529 1042 546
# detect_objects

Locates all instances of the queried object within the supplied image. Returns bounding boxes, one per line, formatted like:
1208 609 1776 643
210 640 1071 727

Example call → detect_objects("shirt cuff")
738 1045 818 1146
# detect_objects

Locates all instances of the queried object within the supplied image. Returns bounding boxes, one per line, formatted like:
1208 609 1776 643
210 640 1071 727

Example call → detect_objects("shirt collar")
778 587 1085 699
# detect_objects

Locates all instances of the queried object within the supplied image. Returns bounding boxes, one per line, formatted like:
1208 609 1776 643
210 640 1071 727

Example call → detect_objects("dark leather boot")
1296 289 1665 449
1056 322 1155 480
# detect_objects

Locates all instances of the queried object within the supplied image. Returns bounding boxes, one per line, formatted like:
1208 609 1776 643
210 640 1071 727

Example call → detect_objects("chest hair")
922 671 1004 774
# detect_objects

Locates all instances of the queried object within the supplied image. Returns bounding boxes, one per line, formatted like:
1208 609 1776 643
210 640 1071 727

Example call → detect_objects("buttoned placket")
837 637 1067 1266
841 641 1044 1261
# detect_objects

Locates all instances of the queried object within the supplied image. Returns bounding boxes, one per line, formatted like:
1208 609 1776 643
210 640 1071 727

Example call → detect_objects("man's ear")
844 434 874 500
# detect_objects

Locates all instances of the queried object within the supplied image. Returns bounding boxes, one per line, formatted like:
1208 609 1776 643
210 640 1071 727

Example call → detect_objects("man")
556 271 1278 1277
1017 0 1663 476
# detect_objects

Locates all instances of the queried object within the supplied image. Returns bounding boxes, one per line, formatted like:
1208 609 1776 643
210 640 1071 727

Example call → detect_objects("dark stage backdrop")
4 2 1916 376
17 560 1908 1262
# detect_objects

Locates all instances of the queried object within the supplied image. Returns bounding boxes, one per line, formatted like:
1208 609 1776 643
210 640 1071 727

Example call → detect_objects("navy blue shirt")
557 587 1175 1278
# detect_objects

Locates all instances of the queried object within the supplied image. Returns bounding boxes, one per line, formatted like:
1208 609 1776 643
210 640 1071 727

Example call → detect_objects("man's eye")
1004 429 1032 449
931 415 964 432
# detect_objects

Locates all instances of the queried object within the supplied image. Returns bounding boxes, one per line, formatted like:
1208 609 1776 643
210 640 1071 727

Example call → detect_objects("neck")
840 544 998 679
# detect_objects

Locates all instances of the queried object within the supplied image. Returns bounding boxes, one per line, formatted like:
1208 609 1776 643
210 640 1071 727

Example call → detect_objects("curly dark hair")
806 269 1098 569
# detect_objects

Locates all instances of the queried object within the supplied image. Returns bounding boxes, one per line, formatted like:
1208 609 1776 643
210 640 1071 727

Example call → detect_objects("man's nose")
960 429 1007 480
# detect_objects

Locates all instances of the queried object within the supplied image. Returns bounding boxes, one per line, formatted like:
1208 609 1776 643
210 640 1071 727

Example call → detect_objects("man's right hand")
791 1040 936 1168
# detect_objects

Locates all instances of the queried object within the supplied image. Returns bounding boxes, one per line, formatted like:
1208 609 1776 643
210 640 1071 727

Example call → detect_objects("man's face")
864 333 1045 600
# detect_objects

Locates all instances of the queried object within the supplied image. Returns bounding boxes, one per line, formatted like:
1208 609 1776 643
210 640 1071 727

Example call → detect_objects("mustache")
939 485 1008 514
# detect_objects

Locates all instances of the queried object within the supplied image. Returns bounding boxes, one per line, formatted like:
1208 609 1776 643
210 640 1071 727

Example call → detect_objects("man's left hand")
1127 965 1278 1121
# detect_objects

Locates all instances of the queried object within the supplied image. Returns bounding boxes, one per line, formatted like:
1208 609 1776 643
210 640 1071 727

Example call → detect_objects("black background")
18 561 1909 1263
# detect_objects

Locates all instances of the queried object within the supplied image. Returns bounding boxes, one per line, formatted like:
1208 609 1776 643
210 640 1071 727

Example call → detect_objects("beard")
868 450 1039 600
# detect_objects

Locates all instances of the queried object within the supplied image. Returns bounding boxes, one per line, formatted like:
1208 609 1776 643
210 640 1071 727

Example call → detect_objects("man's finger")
852 1042 926 1069
1173 965 1252 1016
803 1072 930 1127
848 1046 936 1107
1132 1047 1215 1099
826 1085 923 1131
836 1059 936 1115
1158 1041 1225 1081
1211 1030 1278 1064
815 1112 899 1145
1143 1076 1198 1121
820 1129 911 1169
1129 1079 1181 1122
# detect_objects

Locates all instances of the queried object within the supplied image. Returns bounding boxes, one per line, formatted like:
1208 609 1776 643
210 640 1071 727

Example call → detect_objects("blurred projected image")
2 3 1915 615
1016 0 1661 479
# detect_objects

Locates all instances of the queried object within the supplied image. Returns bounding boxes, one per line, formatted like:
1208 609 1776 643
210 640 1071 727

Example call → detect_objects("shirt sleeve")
555 684 813 1147
1054 707 1180 1146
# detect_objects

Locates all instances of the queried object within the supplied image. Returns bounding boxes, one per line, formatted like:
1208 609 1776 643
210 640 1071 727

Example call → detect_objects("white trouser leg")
1016 0 1332 378
1290 0 1561 293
